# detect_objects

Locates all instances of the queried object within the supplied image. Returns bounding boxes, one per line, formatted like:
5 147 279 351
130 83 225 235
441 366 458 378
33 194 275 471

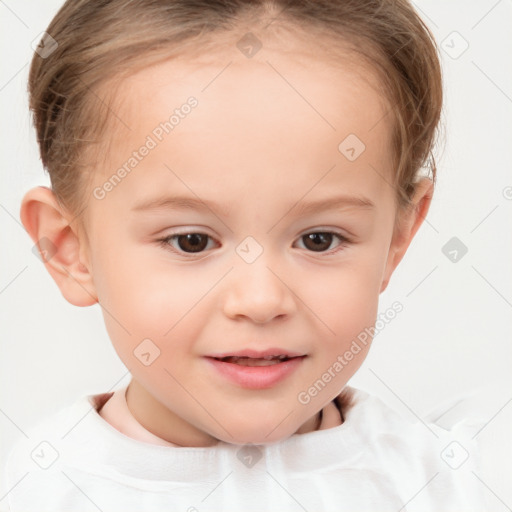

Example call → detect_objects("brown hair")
28 0 443 226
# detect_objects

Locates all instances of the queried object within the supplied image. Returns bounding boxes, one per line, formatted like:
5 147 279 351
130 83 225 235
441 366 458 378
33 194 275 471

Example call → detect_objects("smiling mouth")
206 353 306 389
213 355 298 366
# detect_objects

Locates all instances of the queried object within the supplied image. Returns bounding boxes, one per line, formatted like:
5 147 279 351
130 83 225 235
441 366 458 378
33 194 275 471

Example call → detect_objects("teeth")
220 355 291 366
237 358 282 367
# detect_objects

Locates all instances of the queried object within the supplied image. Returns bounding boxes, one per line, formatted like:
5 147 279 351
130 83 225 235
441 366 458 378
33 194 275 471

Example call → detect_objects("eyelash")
156 230 351 257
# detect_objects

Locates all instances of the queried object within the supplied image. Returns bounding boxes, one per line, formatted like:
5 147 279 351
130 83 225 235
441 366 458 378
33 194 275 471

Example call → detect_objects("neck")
125 378 324 447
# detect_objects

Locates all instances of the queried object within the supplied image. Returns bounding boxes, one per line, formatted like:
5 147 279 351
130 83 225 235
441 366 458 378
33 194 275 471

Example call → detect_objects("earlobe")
20 186 98 306
380 178 434 293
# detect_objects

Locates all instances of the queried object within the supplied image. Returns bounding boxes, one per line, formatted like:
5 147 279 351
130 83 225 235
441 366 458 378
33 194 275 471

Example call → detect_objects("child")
0 0 492 510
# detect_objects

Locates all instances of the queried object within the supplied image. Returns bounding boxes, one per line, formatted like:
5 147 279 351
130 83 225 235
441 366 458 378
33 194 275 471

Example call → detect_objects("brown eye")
175 233 209 253
297 232 350 253
302 232 334 252
158 233 213 254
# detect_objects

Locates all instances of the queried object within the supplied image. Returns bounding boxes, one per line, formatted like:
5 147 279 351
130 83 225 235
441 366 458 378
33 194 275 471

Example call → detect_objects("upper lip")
206 348 306 359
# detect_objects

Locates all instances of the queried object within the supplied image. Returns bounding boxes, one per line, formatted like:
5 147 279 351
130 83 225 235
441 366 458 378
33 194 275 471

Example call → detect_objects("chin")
212 416 303 446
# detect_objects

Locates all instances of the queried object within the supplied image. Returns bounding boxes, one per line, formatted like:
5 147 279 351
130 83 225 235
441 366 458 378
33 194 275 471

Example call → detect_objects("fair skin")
20 32 432 447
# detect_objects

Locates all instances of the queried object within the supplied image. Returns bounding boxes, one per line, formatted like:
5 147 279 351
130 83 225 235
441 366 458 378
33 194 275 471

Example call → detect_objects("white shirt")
0 386 489 511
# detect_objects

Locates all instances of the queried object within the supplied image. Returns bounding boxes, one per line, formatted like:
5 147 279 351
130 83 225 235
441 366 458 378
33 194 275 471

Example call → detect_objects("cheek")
298 245 389 388
92 250 209 361
304 257 384 335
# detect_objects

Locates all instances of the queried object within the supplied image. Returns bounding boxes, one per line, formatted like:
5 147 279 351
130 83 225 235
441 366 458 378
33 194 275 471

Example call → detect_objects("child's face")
32 36 431 446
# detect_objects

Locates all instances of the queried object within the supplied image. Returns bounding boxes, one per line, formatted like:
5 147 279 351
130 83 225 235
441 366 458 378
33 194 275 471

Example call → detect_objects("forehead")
102 30 392 152
85 35 395 226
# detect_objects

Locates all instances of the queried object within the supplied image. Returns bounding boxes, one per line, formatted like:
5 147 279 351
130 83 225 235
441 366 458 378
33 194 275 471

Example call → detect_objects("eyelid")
156 229 218 255
302 227 351 239
156 227 352 257
295 230 351 254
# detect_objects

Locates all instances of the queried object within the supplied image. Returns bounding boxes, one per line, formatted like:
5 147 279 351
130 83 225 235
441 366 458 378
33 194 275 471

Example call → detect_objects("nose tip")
222 260 296 324
248 309 287 325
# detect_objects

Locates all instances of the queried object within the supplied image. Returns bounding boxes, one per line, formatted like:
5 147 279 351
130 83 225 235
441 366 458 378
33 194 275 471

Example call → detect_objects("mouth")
211 354 299 367
204 349 307 389
206 348 306 366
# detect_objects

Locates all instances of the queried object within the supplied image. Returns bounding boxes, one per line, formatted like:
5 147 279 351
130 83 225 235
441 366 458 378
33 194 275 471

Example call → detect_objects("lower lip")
205 356 305 389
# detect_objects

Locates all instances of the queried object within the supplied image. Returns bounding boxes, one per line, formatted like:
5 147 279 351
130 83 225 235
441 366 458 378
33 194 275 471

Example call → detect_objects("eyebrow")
131 194 375 217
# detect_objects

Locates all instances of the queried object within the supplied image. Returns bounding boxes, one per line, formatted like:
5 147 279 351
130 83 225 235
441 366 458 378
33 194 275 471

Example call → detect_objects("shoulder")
423 383 512 511
340 386 498 511
1 391 110 510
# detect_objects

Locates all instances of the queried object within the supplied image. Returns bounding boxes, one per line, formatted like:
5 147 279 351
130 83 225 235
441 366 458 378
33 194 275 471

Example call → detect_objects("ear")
380 178 434 293
20 186 98 306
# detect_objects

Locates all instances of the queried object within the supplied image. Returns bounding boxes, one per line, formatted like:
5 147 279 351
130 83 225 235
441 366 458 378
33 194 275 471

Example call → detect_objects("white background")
1 0 511 507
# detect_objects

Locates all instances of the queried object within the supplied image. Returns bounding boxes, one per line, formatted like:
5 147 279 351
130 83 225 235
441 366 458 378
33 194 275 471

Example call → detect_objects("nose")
222 256 296 324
